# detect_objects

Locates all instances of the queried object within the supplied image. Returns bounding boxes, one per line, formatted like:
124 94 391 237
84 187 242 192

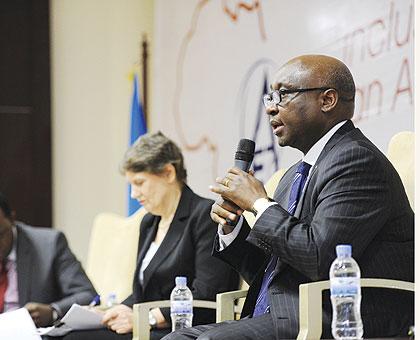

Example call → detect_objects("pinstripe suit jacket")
214 121 414 339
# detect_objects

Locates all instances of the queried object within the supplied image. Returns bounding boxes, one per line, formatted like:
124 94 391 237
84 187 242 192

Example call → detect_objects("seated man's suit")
14 222 97 317
214 121 414 339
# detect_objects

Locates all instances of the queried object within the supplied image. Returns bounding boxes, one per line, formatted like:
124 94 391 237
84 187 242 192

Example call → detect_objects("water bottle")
170 276 193 331
106 292 118 308
330 244 363 339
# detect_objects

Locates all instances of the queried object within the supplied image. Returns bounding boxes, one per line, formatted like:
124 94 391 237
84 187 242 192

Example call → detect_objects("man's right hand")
210 197 243 234
25 302 54 327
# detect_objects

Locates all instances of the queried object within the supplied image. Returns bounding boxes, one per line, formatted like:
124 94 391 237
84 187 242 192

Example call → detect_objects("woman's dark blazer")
122 184 239 324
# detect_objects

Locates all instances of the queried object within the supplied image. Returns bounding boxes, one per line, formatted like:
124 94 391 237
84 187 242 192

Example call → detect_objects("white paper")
60 304 105 330
0 308 41 340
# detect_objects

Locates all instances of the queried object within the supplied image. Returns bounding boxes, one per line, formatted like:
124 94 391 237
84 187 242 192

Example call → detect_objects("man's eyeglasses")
262 87 332 108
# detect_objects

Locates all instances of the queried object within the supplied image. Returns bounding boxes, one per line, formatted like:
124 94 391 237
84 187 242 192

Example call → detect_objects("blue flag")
128 73 147 215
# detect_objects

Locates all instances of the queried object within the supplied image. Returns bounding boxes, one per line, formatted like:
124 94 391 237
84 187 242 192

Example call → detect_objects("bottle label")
330 277 360 296
171 300 193 314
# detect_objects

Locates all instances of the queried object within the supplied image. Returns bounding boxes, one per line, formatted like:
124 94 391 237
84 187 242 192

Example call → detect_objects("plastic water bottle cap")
336 244 352 257
175 276 187 286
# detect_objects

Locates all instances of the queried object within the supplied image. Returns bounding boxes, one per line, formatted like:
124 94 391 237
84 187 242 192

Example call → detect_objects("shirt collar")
303 120 348 167
6 225 17 262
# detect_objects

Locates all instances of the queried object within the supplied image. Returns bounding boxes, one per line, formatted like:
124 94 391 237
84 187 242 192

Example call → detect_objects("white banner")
152 0 413 197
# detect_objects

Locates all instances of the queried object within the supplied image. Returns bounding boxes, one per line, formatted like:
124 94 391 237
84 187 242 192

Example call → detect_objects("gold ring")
224 178 231 187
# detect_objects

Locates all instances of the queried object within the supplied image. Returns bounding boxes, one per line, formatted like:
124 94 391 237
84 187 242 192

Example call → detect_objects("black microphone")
225 139 255 225
234 139 256 171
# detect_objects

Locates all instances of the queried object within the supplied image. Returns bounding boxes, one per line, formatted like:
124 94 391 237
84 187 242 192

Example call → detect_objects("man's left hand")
25 302 54 327
210 167 267 211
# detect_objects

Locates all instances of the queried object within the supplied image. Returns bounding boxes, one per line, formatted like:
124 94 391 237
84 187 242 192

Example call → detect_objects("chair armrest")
132 300 217 340
296 279 414 340
216 289 248 323
360 278 414 291
297 280 329 340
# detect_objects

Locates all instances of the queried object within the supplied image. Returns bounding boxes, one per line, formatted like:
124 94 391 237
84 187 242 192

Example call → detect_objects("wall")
51 0 154 263
50 0 415 264
152 0 414 195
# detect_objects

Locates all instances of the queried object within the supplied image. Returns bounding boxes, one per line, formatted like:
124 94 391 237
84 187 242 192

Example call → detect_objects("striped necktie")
287 161 312 215
253 161 312 317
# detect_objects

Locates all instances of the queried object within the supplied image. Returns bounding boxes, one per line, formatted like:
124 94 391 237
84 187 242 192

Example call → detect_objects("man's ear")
321 89 339 112
10 211 16 223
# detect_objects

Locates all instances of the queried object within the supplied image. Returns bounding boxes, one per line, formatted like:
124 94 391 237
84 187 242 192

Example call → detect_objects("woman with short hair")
63 132 238 340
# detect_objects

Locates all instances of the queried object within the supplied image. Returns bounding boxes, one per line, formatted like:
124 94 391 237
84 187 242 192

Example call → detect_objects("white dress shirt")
139 242 160 285
4 227 19 312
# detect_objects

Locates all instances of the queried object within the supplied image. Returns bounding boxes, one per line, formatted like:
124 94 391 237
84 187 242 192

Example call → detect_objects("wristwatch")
149 311 157 327
252 197 274 216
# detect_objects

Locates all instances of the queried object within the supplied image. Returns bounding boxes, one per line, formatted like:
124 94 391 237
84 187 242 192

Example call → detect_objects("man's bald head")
267 55 356 153
283 55 355 117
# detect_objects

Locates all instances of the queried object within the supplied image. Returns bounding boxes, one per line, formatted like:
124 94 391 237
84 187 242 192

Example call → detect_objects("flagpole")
141 33 148 128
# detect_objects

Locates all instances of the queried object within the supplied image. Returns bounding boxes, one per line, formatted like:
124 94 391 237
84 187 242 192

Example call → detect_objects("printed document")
37 304 105 337
0 308 42 340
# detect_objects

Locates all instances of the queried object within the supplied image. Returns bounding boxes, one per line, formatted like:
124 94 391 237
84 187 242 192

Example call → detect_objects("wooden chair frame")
132 300 217 340
297 278 414 340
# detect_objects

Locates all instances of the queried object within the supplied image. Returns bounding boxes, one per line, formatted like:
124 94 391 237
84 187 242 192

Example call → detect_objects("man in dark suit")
164 55 414 339
0 192 97 326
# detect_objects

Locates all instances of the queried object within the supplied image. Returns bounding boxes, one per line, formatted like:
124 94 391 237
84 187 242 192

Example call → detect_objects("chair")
216 168 287 322
85 208 146 305
216 286 248 323
297 278 414 340
132 300 217 340
387 131 414 210
295 133 415 339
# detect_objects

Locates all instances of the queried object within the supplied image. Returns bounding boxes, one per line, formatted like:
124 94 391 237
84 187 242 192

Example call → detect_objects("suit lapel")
136 216 159 269
294 164 317 218
294 121 356 217
15 224 33 305
141 186 193 291
272 167 298 274
273 165 297 210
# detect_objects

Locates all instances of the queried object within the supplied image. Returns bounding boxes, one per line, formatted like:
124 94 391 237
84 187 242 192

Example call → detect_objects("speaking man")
164 55 414 339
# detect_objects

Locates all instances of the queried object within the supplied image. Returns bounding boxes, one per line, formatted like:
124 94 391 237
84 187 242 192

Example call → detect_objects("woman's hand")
102 304 133 334
151 308 170 329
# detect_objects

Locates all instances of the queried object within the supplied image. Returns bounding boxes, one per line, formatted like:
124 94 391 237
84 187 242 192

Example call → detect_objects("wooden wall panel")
0 0 51 226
